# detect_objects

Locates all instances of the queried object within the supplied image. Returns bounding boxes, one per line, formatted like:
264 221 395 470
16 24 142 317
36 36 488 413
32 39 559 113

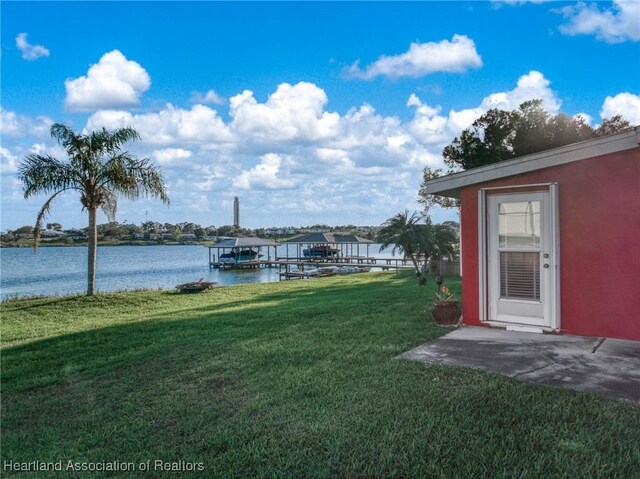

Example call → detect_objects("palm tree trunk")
87 207 97 296
407 254 425 285
419 254 430 285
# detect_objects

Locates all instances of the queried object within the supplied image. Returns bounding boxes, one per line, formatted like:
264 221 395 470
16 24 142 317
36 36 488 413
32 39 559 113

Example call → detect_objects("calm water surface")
1 244 393 299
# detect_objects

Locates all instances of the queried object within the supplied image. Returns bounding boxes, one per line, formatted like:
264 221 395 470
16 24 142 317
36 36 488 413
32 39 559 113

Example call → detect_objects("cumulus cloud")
573 112 593 125
229 82 340 144
65 50 151 111
233 153 299 190
0 147 18 175
406 95 450 145
478 70 561 114
408 70 561 144
86 104 232 145
15 33 50 60
190 90 225 105
557 0 640 43
345 35 482 80
0 108 52 137
449 70 560 132
70 74 624 227
600 92 640 124
151 148 193 166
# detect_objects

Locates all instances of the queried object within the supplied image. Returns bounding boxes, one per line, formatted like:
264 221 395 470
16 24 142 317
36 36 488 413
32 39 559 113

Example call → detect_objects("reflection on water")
1 244 395 299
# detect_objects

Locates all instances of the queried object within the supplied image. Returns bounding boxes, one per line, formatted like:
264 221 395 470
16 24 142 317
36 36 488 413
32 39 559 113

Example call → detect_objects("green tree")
46 222 62 231
194 226 205 240
421 100 631 211
595 115 631 137
376 211 456 285
13 225 34 236
19 123 169 296
441 100 631 172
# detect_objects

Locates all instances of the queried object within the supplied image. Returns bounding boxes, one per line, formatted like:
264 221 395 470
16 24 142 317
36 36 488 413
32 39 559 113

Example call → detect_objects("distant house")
64 229 87 240
41 229 67 238
135 232 158 240
423 127 640 341
179 233 197 242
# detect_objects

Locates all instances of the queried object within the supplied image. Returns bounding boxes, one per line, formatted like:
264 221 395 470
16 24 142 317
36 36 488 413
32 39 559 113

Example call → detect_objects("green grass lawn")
2 272 639 478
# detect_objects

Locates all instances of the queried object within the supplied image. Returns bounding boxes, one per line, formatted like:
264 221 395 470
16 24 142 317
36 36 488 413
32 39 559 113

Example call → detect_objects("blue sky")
1 1 639 230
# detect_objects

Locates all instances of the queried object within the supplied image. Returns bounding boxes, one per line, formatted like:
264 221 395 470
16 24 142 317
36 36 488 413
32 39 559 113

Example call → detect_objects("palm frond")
90 127 140 155
100 189 118 222
376 210 421 255
50 123 86 158
19 154 81 198
33 190 66 253
99 154 169 204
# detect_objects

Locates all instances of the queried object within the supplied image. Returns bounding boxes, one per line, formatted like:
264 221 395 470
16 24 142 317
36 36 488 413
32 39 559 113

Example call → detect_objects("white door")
487 192 556 329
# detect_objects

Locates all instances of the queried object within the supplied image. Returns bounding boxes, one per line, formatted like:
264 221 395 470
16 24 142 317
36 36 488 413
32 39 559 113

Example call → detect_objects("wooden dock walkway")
209 257 417 280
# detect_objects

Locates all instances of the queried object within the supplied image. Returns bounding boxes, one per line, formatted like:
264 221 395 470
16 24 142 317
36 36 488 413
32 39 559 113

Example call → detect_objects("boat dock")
209 255 414 270
276 259 415 280
208 256 416 279
207 235 419 280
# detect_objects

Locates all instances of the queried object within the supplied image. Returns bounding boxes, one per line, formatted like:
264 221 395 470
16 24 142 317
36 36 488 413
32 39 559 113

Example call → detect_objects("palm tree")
377 211 456 285
19 123 169 296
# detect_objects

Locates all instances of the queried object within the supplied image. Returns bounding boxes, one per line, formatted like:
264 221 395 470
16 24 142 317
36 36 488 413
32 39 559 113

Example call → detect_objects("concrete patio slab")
401 326 640 402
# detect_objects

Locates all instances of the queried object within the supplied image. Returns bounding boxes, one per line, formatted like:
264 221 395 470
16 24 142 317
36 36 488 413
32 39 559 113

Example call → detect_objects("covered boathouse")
283 233 374 260
209 237 279 269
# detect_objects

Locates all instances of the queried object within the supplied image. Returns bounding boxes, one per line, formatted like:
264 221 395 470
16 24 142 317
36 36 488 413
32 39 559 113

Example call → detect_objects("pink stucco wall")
460 147 640 341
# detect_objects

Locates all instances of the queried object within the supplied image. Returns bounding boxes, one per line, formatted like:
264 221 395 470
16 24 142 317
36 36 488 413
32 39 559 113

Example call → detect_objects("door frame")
478 183 560 331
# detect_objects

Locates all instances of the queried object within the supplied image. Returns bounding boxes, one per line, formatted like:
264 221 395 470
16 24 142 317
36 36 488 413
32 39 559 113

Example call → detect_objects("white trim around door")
481 186 560 331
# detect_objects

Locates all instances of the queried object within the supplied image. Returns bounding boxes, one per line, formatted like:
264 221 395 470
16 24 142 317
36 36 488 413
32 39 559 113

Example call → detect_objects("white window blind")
500 252 540 300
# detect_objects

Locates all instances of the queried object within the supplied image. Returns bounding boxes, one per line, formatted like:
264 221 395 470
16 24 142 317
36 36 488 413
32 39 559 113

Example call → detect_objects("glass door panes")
498 201 541 301
498 201 540 248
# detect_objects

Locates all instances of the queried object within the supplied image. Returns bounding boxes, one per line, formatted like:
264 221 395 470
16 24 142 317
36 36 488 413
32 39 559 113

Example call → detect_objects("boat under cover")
302 245 340 257
219 249 262 264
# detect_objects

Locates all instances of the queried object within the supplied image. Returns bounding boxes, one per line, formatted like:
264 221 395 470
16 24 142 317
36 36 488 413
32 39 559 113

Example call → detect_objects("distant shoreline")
0 241 215 248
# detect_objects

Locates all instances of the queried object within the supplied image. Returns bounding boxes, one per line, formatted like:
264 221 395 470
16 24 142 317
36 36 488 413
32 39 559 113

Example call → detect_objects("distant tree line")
1 221 384 244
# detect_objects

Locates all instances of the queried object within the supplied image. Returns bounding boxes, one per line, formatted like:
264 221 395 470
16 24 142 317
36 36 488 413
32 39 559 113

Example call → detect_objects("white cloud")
190 90 225 105
229 82 340 144
65 50 151 111
15 33 50 61
408 71 561 144
151 148 193 166
406 95 450 145
0 108 52 137
232 153 299 190
86 104 232 145
451 70 560 131
0 147 18 175
557 0 640 43
573 112 593 125
60 73 619 228
479 71 561 113
600 92 640 124
345 35 482 80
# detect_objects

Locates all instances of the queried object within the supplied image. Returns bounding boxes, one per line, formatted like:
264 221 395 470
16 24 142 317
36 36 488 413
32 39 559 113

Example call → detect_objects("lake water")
0 244 395 299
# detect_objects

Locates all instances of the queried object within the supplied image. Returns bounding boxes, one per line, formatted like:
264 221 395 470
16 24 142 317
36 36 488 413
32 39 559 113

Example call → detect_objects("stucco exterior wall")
460 147 640 341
